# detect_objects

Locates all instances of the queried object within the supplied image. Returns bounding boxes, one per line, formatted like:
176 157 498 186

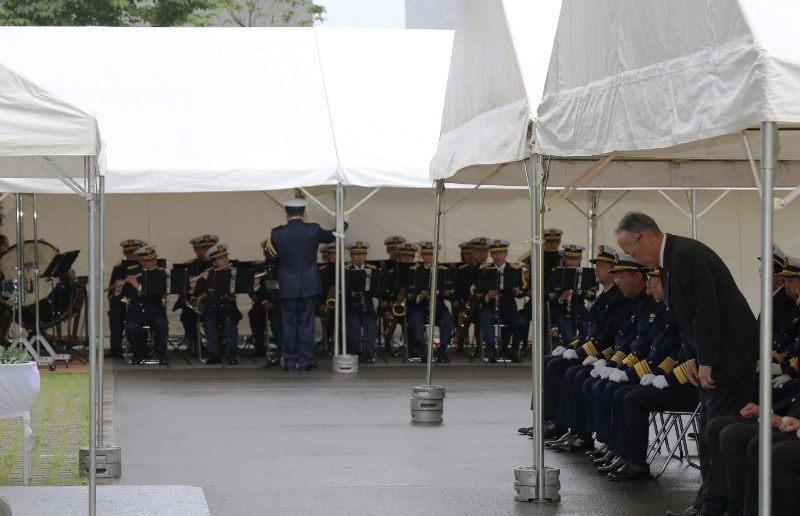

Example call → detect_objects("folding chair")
648 403 702 479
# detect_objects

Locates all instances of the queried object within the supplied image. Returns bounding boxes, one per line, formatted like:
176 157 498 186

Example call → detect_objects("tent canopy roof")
0 27 452 193
431 0 800 189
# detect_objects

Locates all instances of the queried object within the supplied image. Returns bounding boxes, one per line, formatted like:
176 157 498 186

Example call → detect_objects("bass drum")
0 240 72 330
21 279 79 330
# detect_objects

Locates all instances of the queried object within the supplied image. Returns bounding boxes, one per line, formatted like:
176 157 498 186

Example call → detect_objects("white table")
0 362 41 484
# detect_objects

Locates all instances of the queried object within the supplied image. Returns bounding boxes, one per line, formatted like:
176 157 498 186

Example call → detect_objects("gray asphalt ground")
107 354 699 516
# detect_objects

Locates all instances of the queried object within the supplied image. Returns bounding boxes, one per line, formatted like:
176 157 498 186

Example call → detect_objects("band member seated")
249 241 281 360
106 238 146 359
123 244 168 365
548 243 591 346
407 241 455 363
192 243 242 365
345 241 379 363
179 234 219 353
317 243 336 353
475 239 528 363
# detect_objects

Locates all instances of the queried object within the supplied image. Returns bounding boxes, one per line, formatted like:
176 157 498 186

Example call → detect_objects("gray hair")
615 211 662 236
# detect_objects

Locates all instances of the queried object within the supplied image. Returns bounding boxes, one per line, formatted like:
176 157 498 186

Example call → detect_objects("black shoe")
518 426 533 435
586 444 608 459
542 421 565 440
303 364 313 371
282 365 291 371
592 450 617 466
544 432 573 449
608 461 651 481
551 434 595 452
131 355 143 366
158 353 168 366
205 354 222 365
104 350 122 359
436 350 451 364
597 455 626 474
365 354 375 364
484 347 498 364
228 357 239 365
665 507 701 516
253 350 266 358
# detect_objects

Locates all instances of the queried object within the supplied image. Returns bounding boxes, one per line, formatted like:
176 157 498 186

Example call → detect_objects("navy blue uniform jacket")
265 218 335 299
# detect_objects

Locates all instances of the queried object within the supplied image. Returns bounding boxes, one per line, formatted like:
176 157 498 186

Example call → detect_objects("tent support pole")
347 187 381 214
544 153 617 208
97 175 106 446
597 191 630 218
697 190 730 218
742 130 762 195
690 189 697 239
87 157 98 516
587 191 599 260
657 190 691 218
758 122 777 516
443 167 501 215
517 154 558 502
425 180 444 386
300 187 335 217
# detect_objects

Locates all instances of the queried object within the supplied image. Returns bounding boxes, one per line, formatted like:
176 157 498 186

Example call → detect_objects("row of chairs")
647 404 702 479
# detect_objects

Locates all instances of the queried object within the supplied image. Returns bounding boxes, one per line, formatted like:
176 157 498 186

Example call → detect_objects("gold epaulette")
366 264 377 270
790 357 799 372
183 258 197 265
508 263 518 269
622 353 640 367
480 263 492 269
271 224 281 229
657 357 678 374
633 360 653 379
126 264 139 270
318 264 327 271
410 264 420 270
610 350 627 365
568 338 582 349
601 347 612 360
672 362 691 385
773 350 786 364
458 263 470 270
581 340 599 357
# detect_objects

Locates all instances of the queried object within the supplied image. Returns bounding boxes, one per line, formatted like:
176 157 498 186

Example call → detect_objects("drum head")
0 240 59 306
20 280 78 330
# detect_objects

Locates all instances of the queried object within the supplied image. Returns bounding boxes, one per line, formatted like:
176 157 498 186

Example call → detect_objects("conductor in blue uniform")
265 199 338 371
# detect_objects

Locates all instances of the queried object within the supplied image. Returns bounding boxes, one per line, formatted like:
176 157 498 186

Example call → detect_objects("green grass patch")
0 372 89 486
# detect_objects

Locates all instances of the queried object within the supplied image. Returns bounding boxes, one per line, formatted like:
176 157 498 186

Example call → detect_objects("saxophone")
383 288 406 340
453 285 478 347
319 286 336 319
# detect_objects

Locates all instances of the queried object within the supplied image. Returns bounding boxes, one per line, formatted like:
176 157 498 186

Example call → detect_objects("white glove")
640 373 656 386
610 369 628 383
583 356 598 366
590 366 602 377
652 375 669 389
772 374 792 389
551 346 566 357
593 359 607 369
562 349 579 360
600 366 614 379
344 213 350 223
771 363 784 376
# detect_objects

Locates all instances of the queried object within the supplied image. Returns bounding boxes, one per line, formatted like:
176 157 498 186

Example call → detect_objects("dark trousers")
543 356 582 421
346 306 378 356
180 307 198 346
477 306 528 350
108 306 126 353
249 304 281 354
694 381 754 512
594 377 627 443
555 365 592 433
280 296 316 369
612 383 697 466
126 312 168 358
408 305 454 355
203 314 239 359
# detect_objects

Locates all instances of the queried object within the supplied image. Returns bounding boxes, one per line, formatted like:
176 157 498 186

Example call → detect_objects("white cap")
284 199 308 209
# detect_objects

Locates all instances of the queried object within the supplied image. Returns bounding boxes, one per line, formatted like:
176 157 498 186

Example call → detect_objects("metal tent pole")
587 191 598 259
97 175 106 445
758 122 777 516
690 189 698 239
87 157 98 516
15 194 24 331
425 180 444 386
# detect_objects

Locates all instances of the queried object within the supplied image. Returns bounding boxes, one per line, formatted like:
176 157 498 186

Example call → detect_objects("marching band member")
345 241 379 363
179 234 219 353
192 243 242 365
407 241 455 363
123 245 168 365
106 238 146 359
249 240 280 360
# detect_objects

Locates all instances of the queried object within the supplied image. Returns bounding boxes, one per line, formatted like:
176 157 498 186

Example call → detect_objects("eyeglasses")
614 272 631 283
626 234 643 258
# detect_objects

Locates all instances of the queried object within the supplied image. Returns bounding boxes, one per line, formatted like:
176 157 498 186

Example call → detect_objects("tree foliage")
0 0 228 27
223 0 325 27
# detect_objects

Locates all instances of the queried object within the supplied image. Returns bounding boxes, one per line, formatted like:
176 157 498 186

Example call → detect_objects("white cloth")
609 369 628 383
771 363 784 376
652 375 669 389
582 356 598 366
551 346 566 357
0 362 40 419
599 366 614 379
562 349 578 360
640 373 656 386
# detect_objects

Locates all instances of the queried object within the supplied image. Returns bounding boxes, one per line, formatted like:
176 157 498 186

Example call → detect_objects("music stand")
169 265 188 295
576 267 598 291
209 269 233 297
42 250 80 279
346 268 385 365
187 260 212 277
233 267 255 295
140 269 167 297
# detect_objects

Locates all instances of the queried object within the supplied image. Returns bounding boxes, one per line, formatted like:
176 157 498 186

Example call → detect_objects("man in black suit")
615 211 758 516
265 199 340 371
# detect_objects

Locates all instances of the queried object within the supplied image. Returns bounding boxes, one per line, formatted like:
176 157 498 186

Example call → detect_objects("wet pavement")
112 356 700 515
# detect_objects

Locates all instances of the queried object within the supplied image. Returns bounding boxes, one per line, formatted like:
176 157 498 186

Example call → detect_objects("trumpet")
319 287 336 319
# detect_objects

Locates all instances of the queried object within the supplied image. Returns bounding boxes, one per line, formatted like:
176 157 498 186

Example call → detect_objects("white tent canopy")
0 61 100 178
0 27 452 193
430 0 800 190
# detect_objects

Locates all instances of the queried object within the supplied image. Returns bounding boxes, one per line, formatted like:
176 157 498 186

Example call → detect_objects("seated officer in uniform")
249 240 280 360
471 236 490 266
548 244 591 347
317 243 337 353
106 238 146 359
192 243 242 365
475 239 528 363
179 234 219 352
407 241 455 363
122 244 168 365
345 242 379 363
384 236 406 265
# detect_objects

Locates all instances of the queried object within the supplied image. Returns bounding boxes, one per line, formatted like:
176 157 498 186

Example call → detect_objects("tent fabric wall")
0 27 452 193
